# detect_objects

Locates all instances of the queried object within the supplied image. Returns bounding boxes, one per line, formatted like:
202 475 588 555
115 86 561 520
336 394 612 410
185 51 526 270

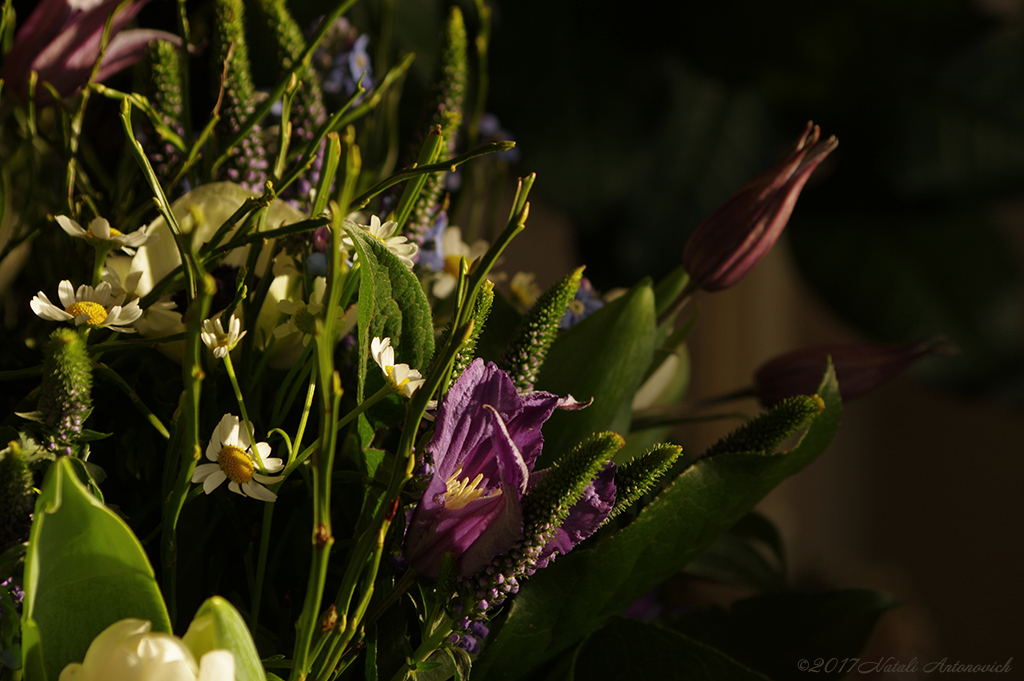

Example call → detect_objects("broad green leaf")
535 280 657 466
567 617 770 681
474 363 841 680
21 458 170 681
682 528 785 593
673 589 898 681
182 596 263 681
346 225 435 400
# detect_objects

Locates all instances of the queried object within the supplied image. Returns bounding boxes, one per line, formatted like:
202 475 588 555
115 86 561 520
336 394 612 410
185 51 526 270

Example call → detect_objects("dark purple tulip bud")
3 0 180 102
682 122 838 292
754 338 955 406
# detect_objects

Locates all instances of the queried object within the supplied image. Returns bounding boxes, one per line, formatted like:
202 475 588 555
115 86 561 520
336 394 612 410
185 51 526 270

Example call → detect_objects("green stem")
160 273 215 626
250 501 275 631
388 617 456 681
222 352 268 475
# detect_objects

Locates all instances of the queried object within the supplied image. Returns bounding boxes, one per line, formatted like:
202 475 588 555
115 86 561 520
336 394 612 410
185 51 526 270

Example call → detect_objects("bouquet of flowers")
0 1 946 679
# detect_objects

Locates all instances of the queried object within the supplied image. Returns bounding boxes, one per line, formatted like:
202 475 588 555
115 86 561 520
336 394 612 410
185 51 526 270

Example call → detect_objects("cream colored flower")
30 280 142 332
58 618 234 681
432 226 489 299
274 277 326 346
344 215 418 269
201 315 246 359
192 414 283 502
56 215 153 254
371 336 425 398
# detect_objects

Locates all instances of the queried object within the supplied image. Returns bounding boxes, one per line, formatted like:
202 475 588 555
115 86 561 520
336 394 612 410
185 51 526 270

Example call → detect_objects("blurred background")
468 0 1024 673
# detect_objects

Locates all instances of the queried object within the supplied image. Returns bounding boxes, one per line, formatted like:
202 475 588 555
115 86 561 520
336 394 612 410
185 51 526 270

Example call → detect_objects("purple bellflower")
403 359 589 579
3 0 180 102
682 122 837 292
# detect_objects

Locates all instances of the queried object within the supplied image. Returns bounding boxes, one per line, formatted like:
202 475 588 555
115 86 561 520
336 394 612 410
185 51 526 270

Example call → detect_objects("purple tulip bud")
3 0 180 102
754 338 955 406
682 122 838 292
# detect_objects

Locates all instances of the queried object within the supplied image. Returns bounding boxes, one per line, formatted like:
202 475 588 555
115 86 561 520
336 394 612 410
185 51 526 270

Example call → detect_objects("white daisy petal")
30 293 72 321
58 280 76 308
203 470 227 494
228 481 242 496
56 215 87 238
89 217 112 240
192 463 220 483
243 481 277 502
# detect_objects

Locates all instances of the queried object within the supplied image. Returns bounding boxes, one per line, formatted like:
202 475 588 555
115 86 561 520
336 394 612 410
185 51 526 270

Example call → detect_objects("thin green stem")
250 501 275 632
388 617 456 681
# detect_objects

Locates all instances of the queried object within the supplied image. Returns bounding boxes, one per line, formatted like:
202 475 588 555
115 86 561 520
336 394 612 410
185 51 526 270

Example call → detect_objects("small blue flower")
560 277 604 329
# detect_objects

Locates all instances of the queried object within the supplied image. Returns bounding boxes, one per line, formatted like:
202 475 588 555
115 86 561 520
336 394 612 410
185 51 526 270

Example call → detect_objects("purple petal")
93 29 182 84
536 463 616 569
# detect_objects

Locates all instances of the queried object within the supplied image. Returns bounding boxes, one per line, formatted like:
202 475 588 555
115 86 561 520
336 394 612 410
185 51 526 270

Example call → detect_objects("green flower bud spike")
36 328 94 457
447 279 494 390
250 0 327 195
410 6 468 237
212 0 268 192
701 394 825 460
144 39 186 180
606 443 682 521
500 266 584 392
0 441 35 554
521 431 623 552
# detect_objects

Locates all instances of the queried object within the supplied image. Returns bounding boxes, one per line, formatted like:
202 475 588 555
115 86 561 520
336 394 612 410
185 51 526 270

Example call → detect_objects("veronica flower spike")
192 414 283 502
371 337 425 398
30 280 142 332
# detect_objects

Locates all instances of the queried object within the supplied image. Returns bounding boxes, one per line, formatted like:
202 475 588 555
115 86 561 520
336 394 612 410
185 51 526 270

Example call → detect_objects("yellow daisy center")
64 301 108 325
444 467 494 510
218 444 255 484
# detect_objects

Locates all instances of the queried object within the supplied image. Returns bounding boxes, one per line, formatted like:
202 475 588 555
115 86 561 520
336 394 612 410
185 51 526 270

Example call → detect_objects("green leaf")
182 596 264 681
535 280 657 467
673 589 898 681
683 528 785 593
21 458 170 681
346 225 435 400
566 617 770 681
474 363 842 680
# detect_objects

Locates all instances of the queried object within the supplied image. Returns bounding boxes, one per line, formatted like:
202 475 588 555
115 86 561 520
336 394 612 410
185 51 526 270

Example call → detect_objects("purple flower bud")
682 122 838 292
753 338 955 406
3 0 180 102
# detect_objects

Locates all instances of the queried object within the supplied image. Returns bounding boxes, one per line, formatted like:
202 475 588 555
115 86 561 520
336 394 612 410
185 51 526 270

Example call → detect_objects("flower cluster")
0 1 947 678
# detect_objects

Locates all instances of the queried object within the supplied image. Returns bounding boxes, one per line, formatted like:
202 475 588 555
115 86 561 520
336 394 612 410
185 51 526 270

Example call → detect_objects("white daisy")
192 414 283 502
344 215 418 269
30 280 142 332
101 267 144 300
56 215 154 254
201 315 246 359
371 336 425 398
103 266 182 337
432 226 489 299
